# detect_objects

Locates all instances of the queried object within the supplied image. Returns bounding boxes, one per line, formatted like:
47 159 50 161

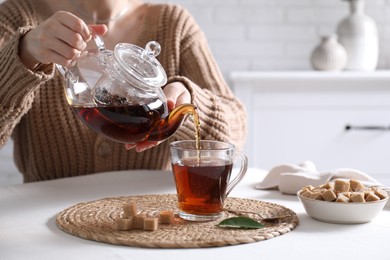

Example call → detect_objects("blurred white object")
336 0 378 71
257 161 390 208
310 34 347 71
257 161 379 192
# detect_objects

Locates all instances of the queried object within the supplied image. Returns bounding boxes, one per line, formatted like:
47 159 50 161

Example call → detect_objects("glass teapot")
57 34 196 144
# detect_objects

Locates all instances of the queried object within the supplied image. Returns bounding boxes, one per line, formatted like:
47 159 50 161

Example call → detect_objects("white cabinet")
230 71 390 185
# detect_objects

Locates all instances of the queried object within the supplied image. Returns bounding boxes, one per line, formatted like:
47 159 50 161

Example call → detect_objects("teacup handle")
225 150 248 198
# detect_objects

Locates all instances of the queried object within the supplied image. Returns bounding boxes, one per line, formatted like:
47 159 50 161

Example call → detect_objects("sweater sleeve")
0 25 55 147
165 9 247 150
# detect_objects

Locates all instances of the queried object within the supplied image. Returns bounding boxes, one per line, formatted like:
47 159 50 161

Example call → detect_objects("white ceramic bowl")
297 191 388 224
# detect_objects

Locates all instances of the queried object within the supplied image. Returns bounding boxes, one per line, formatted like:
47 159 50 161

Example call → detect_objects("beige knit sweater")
0 0 247 182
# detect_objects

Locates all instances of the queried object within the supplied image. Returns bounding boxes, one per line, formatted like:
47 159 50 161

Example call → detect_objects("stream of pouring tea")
191 109 201 165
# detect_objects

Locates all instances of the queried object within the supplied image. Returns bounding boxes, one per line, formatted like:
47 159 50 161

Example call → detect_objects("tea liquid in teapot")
72 87 198 144
72 99 167 144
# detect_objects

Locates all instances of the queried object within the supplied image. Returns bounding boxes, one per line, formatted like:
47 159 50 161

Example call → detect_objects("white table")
1 168 389 260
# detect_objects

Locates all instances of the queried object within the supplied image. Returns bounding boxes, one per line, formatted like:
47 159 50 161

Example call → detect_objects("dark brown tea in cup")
172 157 233 215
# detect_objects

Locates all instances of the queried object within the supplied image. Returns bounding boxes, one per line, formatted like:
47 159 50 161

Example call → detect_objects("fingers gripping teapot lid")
113 41 167 91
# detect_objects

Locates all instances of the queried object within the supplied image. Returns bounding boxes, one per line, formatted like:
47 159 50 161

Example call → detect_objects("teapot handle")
89 26 106 51
92 34 106 51
56 27 105 78
55 64 67 77
55 63 78 83
55 60 77 81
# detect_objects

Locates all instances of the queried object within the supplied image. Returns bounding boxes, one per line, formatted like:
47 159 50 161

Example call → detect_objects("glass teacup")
170 140 248 221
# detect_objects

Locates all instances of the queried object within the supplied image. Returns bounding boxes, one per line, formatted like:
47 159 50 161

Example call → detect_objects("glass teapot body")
59 39 195 144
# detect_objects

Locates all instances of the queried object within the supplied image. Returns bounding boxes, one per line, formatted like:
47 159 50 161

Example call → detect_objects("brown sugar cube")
302 185 315 191
350 192 366 203
312 186 323 192
374 188 389 200
350 180 365 192
114 218 133 231
318 184 326 189
322 182 334 190
158 210 174 224
301 190 313 198
143 217 159 231
309 192 324 200
336 193 350 203
366 193 380 202
363 189 373 197
300 187 313 194
340 192 351 199
375 188 389 200
334 179 350 194
300 188 309 194
300 190 313 198
322 189 337 202
123 203 138 218
133 214 146 229
315 188 327 194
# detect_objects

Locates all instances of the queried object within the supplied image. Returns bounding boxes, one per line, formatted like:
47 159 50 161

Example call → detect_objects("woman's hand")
161 81 191 110
125 81 191 152
19 11 107 70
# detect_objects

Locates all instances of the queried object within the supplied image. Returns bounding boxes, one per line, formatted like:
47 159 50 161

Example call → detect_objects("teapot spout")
147 104 198 142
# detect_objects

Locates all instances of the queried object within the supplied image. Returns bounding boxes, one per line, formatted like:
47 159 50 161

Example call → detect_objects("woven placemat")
56 194 298 248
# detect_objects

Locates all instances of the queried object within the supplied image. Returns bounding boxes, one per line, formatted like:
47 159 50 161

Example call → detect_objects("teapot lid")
114 41 167 91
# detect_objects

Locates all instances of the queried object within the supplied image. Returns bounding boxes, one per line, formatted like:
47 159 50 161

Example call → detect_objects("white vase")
336 0 378 71
310 35 347 71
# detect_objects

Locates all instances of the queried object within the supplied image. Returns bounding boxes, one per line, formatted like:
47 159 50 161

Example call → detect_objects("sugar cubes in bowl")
297 179 389 224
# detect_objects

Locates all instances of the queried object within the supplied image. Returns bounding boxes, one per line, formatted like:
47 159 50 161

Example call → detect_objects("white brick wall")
0 0 387 72
149 0 390 74
2 0 390 185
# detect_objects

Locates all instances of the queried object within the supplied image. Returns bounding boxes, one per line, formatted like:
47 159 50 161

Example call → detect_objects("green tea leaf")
217 217 264 229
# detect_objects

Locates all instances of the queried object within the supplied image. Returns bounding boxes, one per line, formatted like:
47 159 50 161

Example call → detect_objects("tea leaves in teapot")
93 87 130 106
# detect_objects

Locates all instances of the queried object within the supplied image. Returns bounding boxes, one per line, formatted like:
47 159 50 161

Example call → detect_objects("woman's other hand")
125 81 191 152
162 81 191 110
19 11 107 70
